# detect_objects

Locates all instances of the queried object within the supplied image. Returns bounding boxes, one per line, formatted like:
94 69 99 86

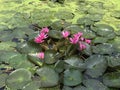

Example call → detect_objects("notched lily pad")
93 37 108 44
85 55 107 78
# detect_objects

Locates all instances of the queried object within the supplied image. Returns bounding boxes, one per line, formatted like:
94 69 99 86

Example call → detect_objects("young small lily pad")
6 68 32 90
85 55 107 78
63 69 82 86
103 72 120 88
36 67 59 87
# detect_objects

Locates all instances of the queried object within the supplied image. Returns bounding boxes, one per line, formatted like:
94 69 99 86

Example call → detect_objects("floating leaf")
103 72 120 88
36 67 59 87
0 73 8 88
92 43 115 55
64 69 82 86
64 56 85 71
54 10 74 19
85 55 107 78
6 69 32 89
48 30 62 39
83 79 108 90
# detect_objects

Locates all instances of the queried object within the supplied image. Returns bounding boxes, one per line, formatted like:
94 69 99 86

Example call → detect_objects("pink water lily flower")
73 32 83 38
85 39 91 44
79 42 86 50
62 30 70 38
37 52 44 59
34 36 44 43
70 37 79 44
40 27 49 33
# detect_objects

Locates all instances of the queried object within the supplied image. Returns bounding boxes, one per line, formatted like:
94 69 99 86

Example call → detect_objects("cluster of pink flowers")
34 28 91 59
62 30 91 50
34 27 49 43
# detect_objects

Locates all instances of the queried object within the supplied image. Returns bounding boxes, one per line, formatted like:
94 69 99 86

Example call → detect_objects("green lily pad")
83 79 108 90
111 11 120 19
0 42 16 51
103 72 120 88
54 60 64 73
0 73 8 88
73 86 87 90
106 54 120 67
48 30 62 39
9 54 34 69
6 68 32 89
82 29 96 39
44 50 58 64
0 30 13 41
16 42 41 54
36 67 59 87
0 51 19 63
54 10 74 19
91 24 115 39
65 25 83 34
62 86 73 90
93 37 108 44
27 53 43 67
85 55 107 78
88 14 103 22
0 24 9 31
92 43 115 55
50 20 71 30
64 69 82 86
22 81 40 90
77 17 94 26
64 56 85 71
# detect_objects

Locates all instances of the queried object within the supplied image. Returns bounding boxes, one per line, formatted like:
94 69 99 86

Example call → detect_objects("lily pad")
91 24 115 39
103 72 120 88
27 53 43 67
48 30 62 39
65 25 83 34
64 56 85 71
6 68 32 89
0 73 8 88
92 43 115 55
54 60 64 73
50 20 71 30
16 42 41 54
83 79 108 90
93 37 108 44
36 67 59 87
54 10 74 19
63 69 82 86
85 55 107 78
77 17 94 26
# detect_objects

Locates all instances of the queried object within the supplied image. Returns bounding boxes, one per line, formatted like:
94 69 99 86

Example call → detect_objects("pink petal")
37 52 44 59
